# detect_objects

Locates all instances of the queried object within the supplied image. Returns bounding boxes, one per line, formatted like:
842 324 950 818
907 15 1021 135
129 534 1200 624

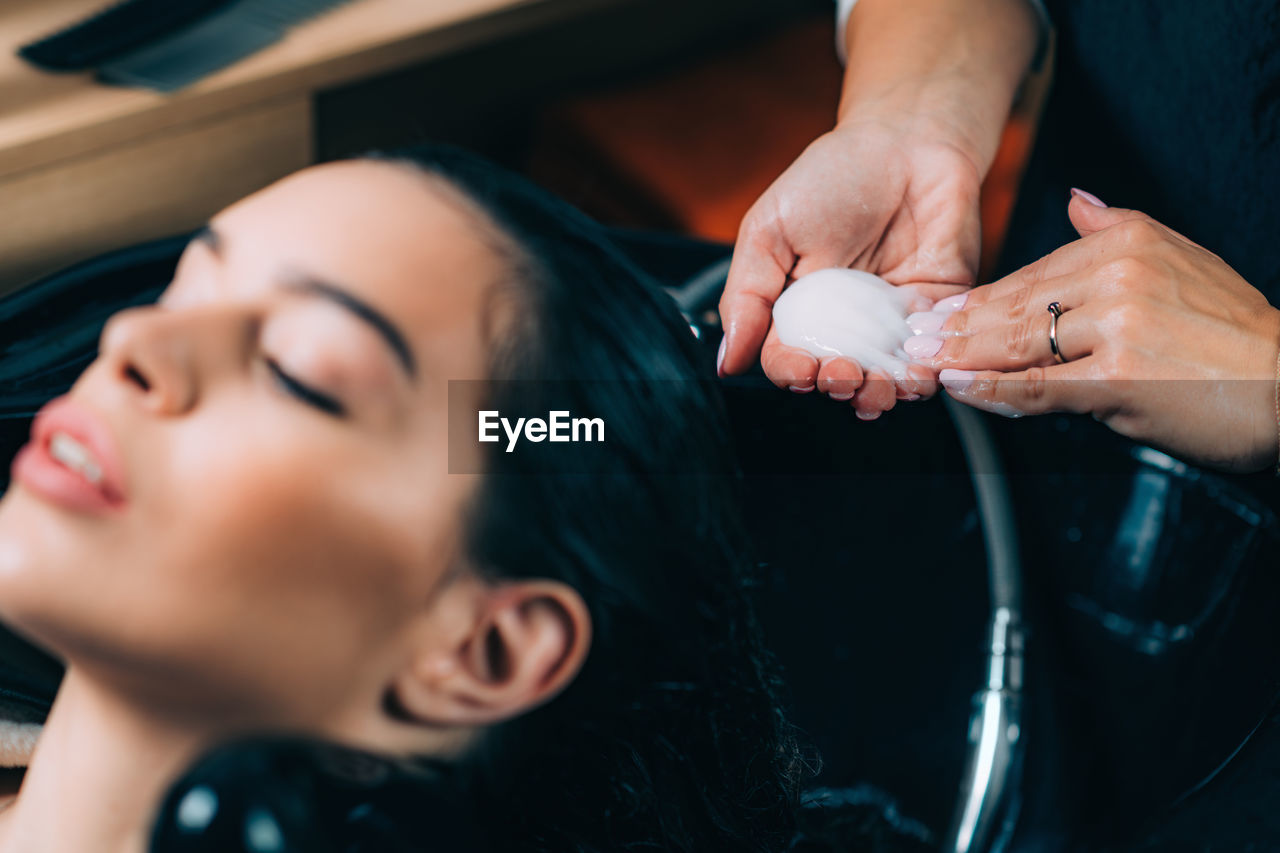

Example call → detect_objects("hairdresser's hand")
718 116 979 419
907 191 1280 472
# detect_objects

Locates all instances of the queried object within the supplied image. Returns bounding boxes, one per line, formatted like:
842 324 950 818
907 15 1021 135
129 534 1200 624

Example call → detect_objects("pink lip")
10 396 129 514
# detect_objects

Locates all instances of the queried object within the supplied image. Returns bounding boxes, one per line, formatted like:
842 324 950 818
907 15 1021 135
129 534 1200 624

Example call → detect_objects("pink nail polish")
716 335 726 376
934 293 968 313
1070 187 1107 208
906 311 946 336
828 391 855 401
939 368 977 392
904 335 943 359
788 384 815 394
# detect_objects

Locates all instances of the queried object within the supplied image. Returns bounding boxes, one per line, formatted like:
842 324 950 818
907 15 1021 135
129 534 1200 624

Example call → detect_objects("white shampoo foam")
772 268 914 381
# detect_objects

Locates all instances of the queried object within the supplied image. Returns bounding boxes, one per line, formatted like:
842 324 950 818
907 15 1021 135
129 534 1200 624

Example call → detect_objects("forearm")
837 0 1039 174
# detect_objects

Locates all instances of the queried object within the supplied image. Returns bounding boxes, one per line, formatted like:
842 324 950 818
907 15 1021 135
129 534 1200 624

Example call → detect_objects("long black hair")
368 145 805 852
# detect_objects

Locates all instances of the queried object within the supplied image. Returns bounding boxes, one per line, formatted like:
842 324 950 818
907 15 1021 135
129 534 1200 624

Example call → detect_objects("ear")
390 579 591 728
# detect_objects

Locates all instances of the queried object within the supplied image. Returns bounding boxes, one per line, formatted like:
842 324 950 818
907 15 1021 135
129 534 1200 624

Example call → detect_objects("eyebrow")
191 225 417 381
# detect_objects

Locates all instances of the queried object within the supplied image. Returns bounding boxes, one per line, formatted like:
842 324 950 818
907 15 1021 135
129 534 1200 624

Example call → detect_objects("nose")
95 305 247 416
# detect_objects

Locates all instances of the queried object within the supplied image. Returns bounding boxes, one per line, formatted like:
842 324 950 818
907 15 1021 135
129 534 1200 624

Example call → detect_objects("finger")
899 362 938 399
816 356 865 401
898 282 969 314
926 271 1090 340
760 323 821 392
944 195 1197 318
938 360 1104 418
719 223 795 376
1067 189 1203 248
942 237 1110 313
909 299 1098 372
853 369 896 420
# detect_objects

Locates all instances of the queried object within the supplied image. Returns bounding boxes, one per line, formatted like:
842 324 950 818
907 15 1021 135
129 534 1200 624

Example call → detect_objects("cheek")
154 419 467 715
0 406 460 719
152 416 438 656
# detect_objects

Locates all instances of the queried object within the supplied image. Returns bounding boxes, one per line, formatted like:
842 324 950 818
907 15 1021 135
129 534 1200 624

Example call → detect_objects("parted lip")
29 395 129 504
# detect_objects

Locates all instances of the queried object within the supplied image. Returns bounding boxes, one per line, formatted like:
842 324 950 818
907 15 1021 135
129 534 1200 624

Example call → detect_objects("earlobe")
390 580 591 730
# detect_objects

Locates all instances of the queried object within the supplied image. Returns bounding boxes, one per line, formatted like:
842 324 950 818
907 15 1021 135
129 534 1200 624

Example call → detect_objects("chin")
0 488 45 590
0 491 95 648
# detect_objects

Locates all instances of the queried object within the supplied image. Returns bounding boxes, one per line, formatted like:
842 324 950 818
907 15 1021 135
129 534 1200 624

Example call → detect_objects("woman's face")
0 161 506 727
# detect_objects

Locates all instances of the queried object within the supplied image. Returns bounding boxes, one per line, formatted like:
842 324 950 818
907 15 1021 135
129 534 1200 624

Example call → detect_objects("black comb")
18 0 239 72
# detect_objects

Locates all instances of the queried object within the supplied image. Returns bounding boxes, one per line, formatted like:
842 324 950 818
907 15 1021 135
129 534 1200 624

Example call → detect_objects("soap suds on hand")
771 268 915 382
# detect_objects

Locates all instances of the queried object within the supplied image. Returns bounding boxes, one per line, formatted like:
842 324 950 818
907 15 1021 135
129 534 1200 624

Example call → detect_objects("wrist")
836 84 1003 176
836 0 1039 174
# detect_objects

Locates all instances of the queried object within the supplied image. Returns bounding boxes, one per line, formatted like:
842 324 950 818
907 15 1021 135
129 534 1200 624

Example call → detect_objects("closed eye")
266 358 345 417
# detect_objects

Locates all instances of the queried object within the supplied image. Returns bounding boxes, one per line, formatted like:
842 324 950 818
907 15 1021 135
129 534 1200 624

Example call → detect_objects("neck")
0 669 209 853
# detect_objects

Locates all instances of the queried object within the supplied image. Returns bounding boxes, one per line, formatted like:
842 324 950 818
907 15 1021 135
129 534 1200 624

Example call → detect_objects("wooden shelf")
0 0 616 293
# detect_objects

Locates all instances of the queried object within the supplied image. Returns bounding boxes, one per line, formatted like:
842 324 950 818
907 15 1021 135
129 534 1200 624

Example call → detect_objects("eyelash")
265 358 345 417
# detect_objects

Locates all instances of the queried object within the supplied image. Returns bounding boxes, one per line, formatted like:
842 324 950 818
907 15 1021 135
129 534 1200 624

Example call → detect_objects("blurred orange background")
530 13 1045 280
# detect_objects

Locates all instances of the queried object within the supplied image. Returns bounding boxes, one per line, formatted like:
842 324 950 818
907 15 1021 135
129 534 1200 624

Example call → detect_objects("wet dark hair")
365 145 804 852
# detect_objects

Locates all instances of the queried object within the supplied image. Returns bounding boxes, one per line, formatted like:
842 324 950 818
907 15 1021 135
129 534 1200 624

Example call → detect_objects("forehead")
214 160 509 379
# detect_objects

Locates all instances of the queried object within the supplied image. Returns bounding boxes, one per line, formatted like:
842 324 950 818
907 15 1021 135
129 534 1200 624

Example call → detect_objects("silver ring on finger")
1046 301 1068 364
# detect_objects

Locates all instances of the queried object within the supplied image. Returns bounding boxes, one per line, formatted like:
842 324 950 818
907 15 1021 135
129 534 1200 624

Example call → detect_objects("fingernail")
906 311 947 335
855 410 881 421
939 368 977 392
788 384 815 394
828 391 855 401
904 335 943 359
1070 187 1107 208
901 393 921 402
716 335 726 377
934 293 968 313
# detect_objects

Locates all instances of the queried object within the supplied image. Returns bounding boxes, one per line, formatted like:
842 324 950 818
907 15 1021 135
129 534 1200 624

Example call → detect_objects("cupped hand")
906 191 1280 472
718 116 982 419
